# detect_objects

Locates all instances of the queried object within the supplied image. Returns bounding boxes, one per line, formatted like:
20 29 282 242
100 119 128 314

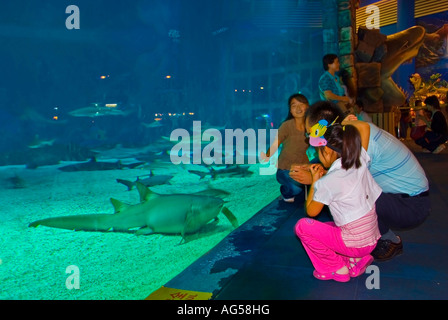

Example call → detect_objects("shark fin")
209 167 217 180
135 181 159 202
110 198 130 213
180 205 201 244
221 206 239 228
135 226 154 236
116 179 134 191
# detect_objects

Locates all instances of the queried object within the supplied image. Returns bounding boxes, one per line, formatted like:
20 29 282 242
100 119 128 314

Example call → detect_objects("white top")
313 149 382 226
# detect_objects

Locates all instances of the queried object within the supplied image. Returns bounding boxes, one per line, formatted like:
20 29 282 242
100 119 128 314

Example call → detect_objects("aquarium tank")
0 0 325 299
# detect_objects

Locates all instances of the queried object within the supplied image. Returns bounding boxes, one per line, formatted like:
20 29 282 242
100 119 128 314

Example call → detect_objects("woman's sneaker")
283 197 295 203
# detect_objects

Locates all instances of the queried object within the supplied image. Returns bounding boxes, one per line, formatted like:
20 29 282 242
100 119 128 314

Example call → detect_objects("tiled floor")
164 141 448 300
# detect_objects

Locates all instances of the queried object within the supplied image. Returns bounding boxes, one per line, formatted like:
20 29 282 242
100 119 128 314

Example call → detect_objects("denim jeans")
276 169 303 199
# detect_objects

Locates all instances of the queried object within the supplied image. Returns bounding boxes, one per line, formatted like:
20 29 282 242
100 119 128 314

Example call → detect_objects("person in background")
354 100 372 123
414 95 448 154
295 121 381 282
410 100 429 141
399 101 412 140
290 101 430 262
318 54 355 113
260 93 310 203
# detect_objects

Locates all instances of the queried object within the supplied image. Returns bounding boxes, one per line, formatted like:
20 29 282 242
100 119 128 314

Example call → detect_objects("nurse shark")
29 182 238 242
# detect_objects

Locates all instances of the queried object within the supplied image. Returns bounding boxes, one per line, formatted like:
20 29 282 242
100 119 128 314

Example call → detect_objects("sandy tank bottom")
0 161 280 300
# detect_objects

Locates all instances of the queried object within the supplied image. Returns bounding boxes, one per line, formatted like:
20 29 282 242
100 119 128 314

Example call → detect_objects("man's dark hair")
305 101 345 129
424 95 440 110
322 54 338 71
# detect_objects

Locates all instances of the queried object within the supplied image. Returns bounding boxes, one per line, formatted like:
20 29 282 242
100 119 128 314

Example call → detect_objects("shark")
28 182 238 241
117 170 173 190
58 157 145 172
188 164 253 180
142 121 164 128
27 135 56 149
381 26 426 108
68 103 131 118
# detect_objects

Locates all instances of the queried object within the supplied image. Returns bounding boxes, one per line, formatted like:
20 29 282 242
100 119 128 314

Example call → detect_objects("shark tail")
116 178 135 191
188 170 209 179
125 161 145 169
28 214 114 232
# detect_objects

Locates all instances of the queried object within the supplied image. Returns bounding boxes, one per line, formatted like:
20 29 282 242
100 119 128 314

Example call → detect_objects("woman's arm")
260 134 282 162
323 90 350 103
324 90 355 105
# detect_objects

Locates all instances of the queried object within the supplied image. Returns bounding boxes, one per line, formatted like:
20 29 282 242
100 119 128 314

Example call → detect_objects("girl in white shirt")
295 121 382 282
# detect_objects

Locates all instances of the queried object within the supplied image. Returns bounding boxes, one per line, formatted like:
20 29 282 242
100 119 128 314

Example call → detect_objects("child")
260 93 310 203
295 120 382 282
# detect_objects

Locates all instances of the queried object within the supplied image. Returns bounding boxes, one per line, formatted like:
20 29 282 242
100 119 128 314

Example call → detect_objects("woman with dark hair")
414 95 448 154
260 93 310 203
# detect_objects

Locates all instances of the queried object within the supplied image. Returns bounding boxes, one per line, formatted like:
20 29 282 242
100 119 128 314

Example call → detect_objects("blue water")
0 0 326 300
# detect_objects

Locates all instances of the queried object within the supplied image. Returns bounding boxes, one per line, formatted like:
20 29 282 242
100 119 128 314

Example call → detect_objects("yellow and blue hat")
308 117 339 148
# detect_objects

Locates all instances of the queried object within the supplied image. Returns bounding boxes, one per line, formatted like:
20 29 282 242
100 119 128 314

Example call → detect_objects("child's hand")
342 114 358 124
290 164 312 185
309 164 324 182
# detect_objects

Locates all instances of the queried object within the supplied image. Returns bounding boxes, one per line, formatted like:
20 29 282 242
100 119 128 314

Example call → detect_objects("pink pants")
295 218 376 274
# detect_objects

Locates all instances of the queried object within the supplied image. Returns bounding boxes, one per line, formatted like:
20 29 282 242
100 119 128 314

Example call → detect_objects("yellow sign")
145 286 213 301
